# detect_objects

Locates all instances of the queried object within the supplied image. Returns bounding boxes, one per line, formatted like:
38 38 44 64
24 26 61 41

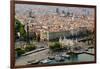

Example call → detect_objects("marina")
15 48 95 66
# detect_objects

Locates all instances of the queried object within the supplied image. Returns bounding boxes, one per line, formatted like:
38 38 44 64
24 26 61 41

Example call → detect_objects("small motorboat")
48 56 55 60
40 59 52 64
55 55 65 62
27 60 40 65
61 54 70 58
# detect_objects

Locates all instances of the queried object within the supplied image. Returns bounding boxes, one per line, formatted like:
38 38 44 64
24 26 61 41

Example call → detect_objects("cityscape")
15 4 95 66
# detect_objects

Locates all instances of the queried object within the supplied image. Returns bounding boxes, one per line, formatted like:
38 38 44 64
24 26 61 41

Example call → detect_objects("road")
15 48 49 66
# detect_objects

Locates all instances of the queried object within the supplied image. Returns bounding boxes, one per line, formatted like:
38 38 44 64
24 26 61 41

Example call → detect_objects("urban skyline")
15 4 94 16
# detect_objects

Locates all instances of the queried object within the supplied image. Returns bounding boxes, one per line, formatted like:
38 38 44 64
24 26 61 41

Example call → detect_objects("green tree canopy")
49 42 62 51
15 18 26 40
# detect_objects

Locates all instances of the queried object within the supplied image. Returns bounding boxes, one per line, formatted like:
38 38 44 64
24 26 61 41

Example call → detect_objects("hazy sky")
15 4 94 16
